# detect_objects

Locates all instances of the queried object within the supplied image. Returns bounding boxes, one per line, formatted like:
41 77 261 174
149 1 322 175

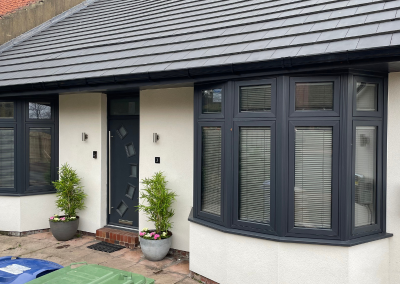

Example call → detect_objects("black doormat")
87 241 125 253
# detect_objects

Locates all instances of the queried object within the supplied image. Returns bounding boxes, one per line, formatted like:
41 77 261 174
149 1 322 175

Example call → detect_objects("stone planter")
49 216 79 241
140 233 172 261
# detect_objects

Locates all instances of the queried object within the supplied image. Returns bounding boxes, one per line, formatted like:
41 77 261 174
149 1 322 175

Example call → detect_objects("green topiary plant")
137 171 177 235
52 163 86 219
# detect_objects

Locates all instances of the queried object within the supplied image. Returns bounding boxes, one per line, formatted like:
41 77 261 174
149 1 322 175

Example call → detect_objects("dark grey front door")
109 118 139 228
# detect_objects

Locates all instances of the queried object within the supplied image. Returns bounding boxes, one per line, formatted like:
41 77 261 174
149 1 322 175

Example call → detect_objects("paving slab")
0 234 193 284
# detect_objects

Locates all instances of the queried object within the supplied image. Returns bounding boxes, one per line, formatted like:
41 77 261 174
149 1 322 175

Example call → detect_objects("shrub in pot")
49 163 86 241
137 171 177 261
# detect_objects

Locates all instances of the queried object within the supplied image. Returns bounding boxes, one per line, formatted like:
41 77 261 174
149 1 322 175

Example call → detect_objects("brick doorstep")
96 227 139 249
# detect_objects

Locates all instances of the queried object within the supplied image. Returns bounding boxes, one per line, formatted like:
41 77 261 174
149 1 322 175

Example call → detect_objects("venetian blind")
295 127 332 229
201 126 222 215
239 127 271 224
0 129 14 188
295 82 333 111
355 126 376 227
240 85 272 112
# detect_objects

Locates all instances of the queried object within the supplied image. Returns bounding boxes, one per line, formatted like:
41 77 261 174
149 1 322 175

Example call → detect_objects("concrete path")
0 232 198 284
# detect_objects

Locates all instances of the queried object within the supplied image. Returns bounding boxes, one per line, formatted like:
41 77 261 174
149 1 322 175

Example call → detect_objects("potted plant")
137 171 177 261
49 163 87 241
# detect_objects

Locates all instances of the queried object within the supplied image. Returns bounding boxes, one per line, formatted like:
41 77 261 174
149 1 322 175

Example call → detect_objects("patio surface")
0 232 198 284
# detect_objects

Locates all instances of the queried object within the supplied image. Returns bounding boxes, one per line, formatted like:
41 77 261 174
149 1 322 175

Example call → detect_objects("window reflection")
29 128 52 186
29 102 51 119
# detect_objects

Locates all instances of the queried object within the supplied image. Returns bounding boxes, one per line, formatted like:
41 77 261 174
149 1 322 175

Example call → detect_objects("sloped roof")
0 0 400 89
0 0 39 16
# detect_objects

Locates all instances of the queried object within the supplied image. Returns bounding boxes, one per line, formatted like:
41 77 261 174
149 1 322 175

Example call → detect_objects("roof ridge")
0 0 98 55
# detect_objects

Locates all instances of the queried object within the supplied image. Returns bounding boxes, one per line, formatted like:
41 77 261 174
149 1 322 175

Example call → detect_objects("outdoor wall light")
82 132 88 141
153 133 159 143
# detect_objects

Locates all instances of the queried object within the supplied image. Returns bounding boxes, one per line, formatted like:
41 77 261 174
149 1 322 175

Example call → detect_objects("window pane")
356 82 377 111
0 102 14 119
240 85 271 112
239 127 271 224
355 126 377 227
110 98 139 115
0 129 14 188
201 126 222 215
202 89 222 114
295 82 333 111
295 127 332 229
29 102 51 119
29 128 52 186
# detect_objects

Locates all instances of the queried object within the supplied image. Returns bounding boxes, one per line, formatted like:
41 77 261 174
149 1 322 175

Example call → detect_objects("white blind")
0 129 14 188
239 127 271 224
201 126 222 215
240 85 271 112
355 126 376 227
295 127 332 229
295 82 333 111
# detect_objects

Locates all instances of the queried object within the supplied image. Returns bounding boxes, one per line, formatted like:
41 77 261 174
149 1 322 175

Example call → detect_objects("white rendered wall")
0 197 21 232
190 223 390 284
20 194 58 231
139 87 194 252
59 92 108 233
387 72 400 283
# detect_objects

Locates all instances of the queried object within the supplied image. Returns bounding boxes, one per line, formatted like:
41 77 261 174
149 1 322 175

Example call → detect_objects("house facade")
1 0 400 283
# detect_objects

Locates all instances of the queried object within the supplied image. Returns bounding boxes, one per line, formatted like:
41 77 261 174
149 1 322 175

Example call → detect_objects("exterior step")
95 227 139 249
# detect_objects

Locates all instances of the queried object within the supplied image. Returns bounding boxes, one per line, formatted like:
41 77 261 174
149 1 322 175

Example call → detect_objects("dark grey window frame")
232 120 276 234
287 120 340 239
289 76 341 117
0 96 59 196
196 121 225 225
192 71 389 246
197 83 225 119
353 76 384 117
234 79 277 118
351 120 383 238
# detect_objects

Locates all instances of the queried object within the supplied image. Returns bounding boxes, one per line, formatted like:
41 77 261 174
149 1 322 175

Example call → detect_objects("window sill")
0 191 57 197
188 208 393 247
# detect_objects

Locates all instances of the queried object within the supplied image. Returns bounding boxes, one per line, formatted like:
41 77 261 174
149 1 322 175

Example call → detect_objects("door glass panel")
355 126 377 227
29 102 52 119
125 142 136 157
240 85 272 112
110 98 139 115
117 126 127 139
201 126 222 215
239 127 271 224
126 183 136 199
0 102 14 119
129 164 137 178
295 82 333 111
294 127 332 229
116 201 128 217
356 82 378 111
0 129 14 188
29 128 52 186
202 89 222 114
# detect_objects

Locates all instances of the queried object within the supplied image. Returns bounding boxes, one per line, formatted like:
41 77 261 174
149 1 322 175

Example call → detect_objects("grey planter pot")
49 217 79 241
140 234 172 261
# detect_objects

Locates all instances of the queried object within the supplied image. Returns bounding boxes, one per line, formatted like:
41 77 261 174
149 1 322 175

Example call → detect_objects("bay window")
192 72 389 245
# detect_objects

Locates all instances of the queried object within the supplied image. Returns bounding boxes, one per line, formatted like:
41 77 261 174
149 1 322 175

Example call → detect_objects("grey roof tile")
309 19 339 31
267 36 295 48
377 20 400 33
365 10 397 23
304 11 333 23
356 34 393 49
390 32 400 45
384 0 400 9
325 38 360 53
242 40 271 52
291 32 321 45
245 49 276 62
346 24 379 38
336 15 367 28
224 52 251 64
356 3 385 14
223 43 249 54
270 46 301 58
317 28 349 42
297 42 329 56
